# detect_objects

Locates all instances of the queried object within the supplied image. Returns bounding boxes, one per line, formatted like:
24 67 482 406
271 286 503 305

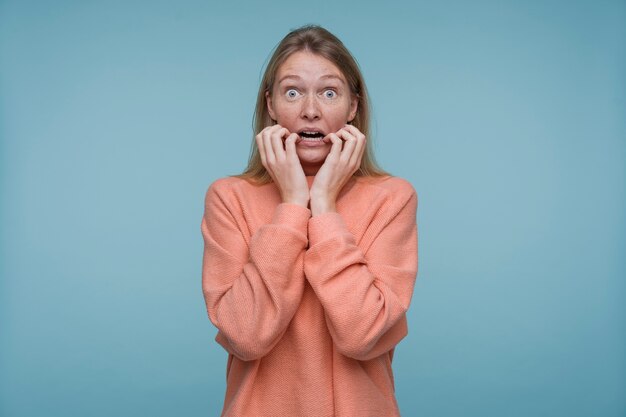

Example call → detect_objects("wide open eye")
324 89 337 99
286 89 299 99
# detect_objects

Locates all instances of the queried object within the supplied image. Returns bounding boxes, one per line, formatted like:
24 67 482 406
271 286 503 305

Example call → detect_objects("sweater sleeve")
201 180 310 361
303 185 418 361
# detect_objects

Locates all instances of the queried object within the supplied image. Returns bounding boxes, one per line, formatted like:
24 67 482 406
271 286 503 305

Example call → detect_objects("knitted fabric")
201 174 418 417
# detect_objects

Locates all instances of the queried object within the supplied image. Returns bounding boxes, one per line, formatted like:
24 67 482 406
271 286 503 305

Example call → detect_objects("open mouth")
299 131 325 139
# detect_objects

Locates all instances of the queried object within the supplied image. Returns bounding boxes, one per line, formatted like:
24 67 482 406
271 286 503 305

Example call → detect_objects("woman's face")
266 51 358 175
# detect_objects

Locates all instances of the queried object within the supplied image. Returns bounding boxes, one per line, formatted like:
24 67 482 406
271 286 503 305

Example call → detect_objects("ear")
265 90 276 121
348 94 358 122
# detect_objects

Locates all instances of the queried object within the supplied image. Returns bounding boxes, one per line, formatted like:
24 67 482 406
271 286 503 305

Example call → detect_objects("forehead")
276 51 346 84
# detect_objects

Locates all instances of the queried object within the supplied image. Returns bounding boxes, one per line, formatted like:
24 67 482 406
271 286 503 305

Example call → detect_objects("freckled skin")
266 51 358 176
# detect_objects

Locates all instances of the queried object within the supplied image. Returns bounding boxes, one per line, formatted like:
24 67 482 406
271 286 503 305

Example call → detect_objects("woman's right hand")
256 124 310 207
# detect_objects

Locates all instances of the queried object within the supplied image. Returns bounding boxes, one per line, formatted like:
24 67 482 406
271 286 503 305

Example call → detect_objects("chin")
296 149 330 164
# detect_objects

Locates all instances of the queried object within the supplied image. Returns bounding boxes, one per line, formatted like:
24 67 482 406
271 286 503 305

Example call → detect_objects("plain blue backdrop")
1 0 624 416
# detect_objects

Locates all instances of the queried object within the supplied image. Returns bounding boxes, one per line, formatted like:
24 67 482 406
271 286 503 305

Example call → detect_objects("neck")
302 164 321 176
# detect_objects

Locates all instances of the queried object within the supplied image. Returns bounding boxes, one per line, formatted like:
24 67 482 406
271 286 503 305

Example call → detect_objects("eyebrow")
278 74 345 84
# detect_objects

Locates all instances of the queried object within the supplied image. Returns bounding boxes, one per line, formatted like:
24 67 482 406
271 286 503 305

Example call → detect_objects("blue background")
1 1 624 416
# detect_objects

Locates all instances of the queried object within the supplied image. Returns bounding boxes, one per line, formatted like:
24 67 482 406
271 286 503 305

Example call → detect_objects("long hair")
232 24 392 185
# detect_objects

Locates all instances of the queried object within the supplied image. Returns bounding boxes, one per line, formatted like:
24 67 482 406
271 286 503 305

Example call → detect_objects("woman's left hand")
310 124 366 215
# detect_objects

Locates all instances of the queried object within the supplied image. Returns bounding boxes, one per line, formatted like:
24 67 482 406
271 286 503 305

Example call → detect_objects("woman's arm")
201 179 310 361
304 182 418 361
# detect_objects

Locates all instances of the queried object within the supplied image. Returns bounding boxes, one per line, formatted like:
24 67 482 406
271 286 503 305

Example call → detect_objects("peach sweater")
201 174 418 417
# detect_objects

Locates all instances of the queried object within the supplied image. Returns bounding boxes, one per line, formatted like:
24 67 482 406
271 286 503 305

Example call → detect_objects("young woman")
201 24 419 417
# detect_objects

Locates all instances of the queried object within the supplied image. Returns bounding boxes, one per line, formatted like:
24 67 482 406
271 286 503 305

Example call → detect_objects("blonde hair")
232 24 392 185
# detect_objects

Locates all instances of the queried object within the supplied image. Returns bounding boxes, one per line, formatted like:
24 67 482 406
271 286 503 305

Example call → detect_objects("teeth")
300 131 324 138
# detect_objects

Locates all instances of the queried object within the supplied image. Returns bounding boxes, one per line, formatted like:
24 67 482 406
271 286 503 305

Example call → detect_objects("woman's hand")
256 124 310 207
310 124 366 216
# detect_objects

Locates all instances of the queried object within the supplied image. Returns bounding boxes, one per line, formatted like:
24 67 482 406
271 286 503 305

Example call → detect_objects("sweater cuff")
308 212 348 245
271 203 311 233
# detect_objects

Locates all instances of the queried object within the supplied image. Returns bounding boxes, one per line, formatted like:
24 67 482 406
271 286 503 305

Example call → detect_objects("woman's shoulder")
350 175 418 220
356 175 417 200
203 175 251 202
203 175 277 209
205 174 264 193
207 175 244 190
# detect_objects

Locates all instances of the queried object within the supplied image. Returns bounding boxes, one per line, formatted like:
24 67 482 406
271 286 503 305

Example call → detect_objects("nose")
300 94 321 120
